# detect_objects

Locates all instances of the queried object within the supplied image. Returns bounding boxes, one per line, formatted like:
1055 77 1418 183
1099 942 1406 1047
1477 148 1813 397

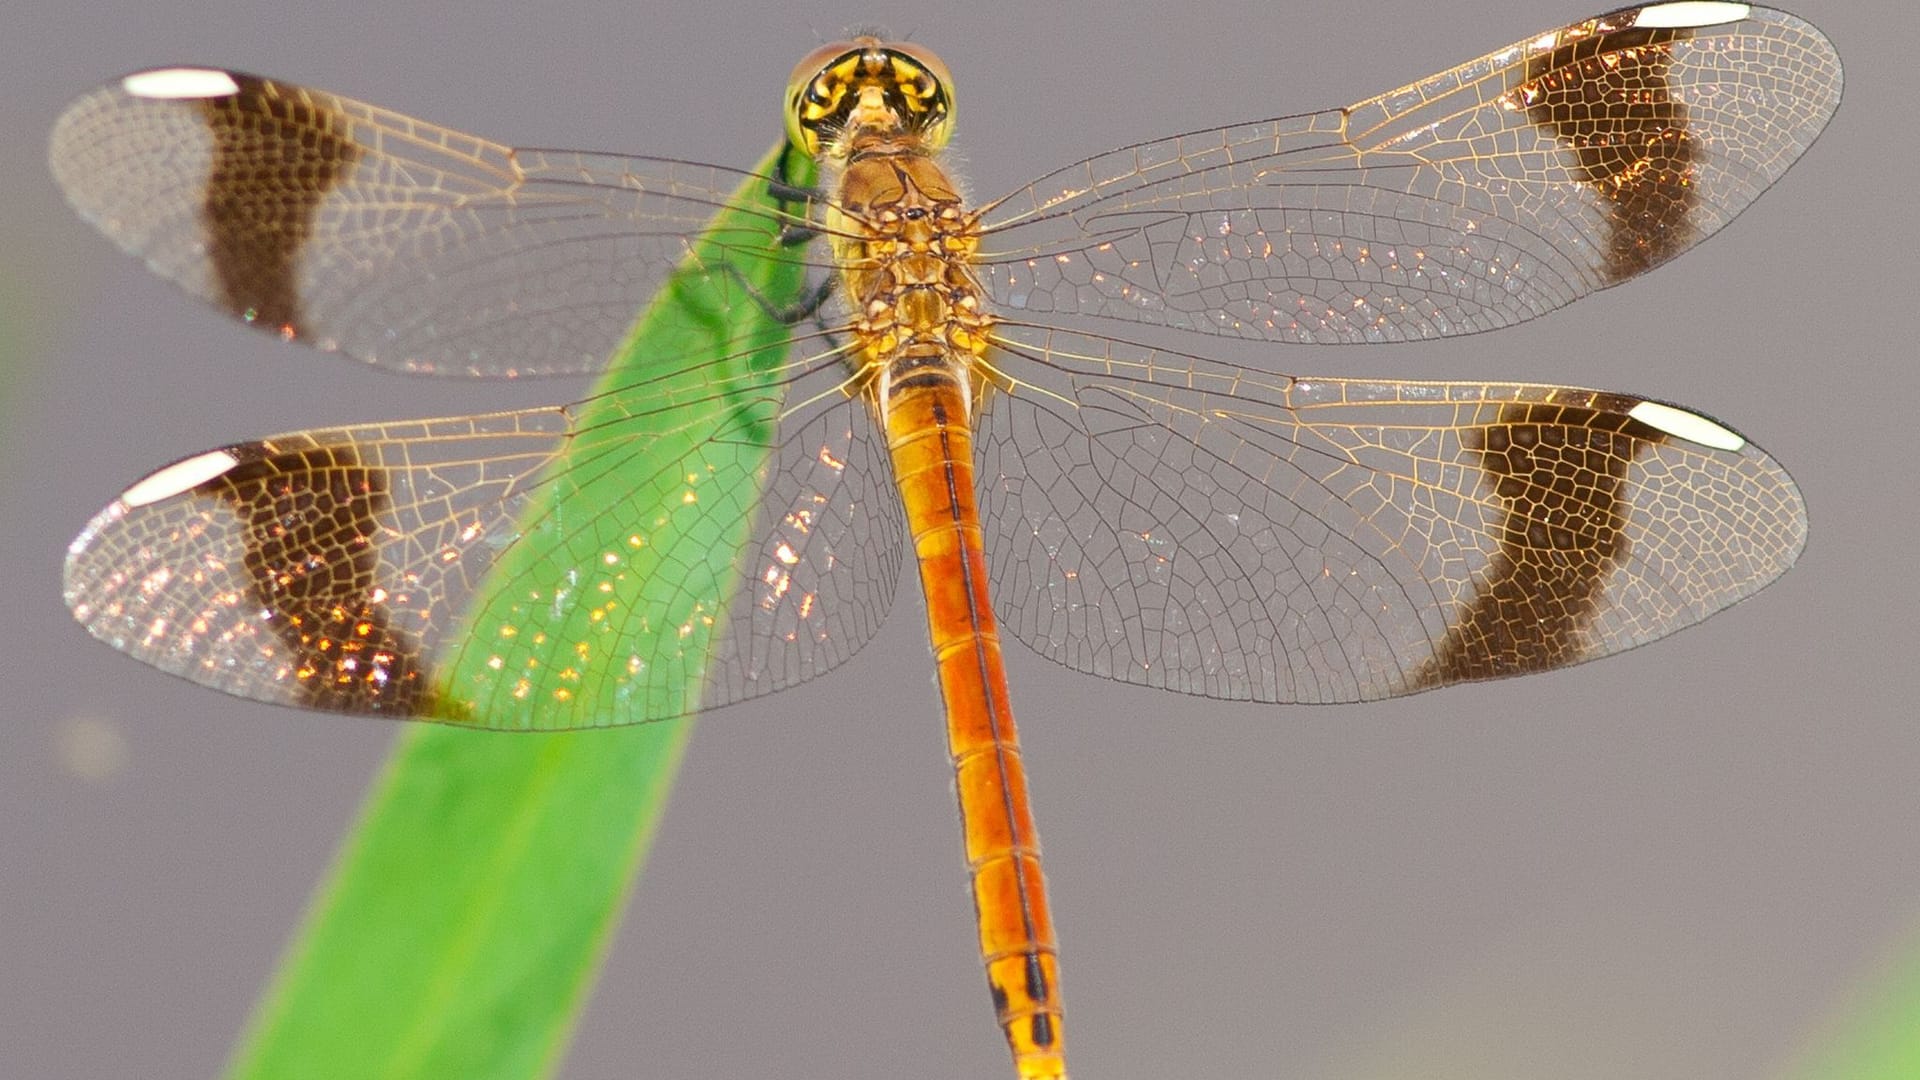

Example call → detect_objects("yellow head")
785 37 954 158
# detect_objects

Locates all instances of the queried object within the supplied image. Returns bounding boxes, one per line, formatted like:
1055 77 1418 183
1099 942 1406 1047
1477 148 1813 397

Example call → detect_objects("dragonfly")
52 3 1839 1077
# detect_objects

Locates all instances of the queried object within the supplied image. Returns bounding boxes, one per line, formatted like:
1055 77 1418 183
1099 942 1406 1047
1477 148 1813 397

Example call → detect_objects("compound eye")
883 42 955 148
786 40 864 100
784 39 871 155
885 41 952 103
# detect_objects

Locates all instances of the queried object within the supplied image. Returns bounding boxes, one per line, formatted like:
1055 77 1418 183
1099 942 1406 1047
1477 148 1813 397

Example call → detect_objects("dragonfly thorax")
832 147 994 420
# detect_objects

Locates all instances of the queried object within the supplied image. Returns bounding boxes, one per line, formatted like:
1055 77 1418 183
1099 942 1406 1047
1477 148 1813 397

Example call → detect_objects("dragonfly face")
785 36 955 157
50 4 1840 1078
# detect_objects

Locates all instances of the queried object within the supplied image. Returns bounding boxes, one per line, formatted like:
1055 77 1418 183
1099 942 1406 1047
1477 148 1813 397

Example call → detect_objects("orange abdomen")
882 369 1066 1080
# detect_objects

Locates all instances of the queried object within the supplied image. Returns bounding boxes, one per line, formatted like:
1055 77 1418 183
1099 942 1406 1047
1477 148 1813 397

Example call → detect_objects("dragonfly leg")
778 274 838 327
697 262 836 328
767 143 825 248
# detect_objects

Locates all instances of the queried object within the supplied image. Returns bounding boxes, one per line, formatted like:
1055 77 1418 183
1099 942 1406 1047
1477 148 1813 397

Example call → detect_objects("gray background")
2 1 1913 1078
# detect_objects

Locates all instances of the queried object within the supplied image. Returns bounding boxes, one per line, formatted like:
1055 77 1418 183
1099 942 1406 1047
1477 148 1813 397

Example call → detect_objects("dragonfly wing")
49 68 817 377
977 323 1804 703
63 350 903 729
977 4 1839 344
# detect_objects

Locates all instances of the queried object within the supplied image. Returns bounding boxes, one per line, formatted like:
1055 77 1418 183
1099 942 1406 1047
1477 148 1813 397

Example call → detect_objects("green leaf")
225 141 818 1080
1788 925 1920 1080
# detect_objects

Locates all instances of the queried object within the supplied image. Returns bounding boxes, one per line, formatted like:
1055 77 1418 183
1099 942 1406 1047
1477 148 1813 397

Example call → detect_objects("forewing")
978 323 1804 703
977 4 1840 344
63 349 903 728
49 67 821 377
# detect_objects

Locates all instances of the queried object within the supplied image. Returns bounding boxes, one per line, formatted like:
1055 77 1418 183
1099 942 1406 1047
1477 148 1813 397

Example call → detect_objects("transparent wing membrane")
978 324 1804 703
976 5 1840 343
49 70 823 377
64 343 905 727
67 317 1803 725
48 9 1839 380
54 4 1832 726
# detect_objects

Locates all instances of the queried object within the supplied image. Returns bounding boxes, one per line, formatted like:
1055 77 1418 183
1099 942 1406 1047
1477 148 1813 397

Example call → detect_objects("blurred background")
2 1 1913 1078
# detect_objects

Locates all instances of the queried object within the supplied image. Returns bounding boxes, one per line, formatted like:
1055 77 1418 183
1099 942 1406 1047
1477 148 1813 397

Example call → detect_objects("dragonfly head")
785 36 953 159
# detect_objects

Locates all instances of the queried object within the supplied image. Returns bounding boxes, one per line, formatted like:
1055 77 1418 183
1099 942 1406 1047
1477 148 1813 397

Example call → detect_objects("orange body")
801 36 1067 1079
884 378 1065 1078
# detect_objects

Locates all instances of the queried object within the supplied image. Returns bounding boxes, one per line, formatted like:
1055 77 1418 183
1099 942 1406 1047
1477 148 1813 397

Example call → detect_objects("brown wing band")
203 445 427 712
1514 21 1700 283
1412 401 1668 687
198 75 362 337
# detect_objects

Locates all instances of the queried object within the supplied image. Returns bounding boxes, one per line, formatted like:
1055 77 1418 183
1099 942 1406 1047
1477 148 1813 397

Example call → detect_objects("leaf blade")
224 141 816 1080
